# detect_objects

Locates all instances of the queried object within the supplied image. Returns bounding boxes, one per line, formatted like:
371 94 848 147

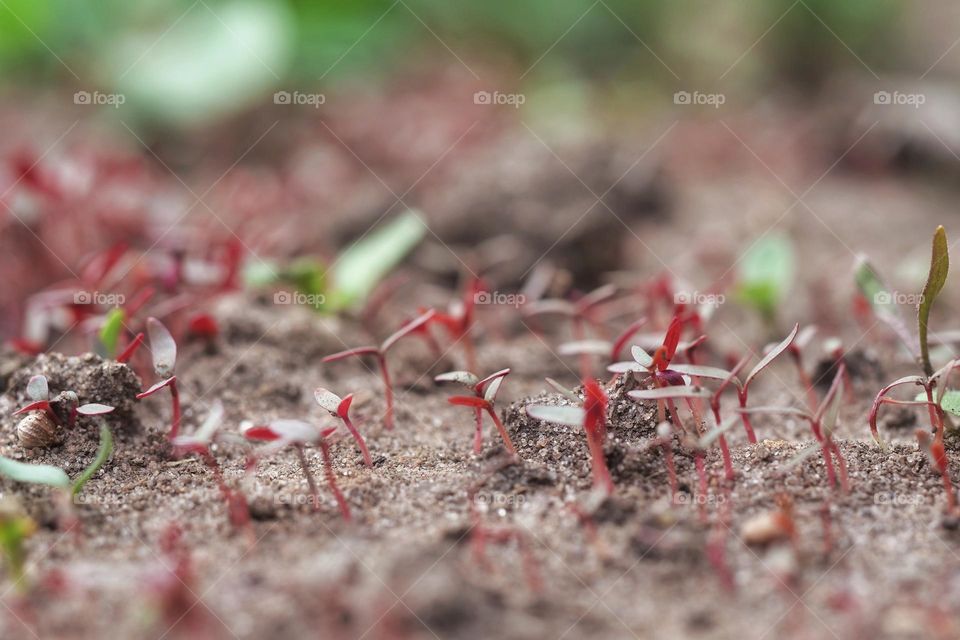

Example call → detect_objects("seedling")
740 364 848 491
468 511 542 593
527 379 612 495
136 317 181 440
735 234 794 328
429 277 484 371
242 419 351 520
244 210 426 313
14 374 115 428
524 284 619 341
314 388 372 467
323 309 435 430
869 227 955 452
171 402 252 531
916 429 957 512
557 317 647 378
436 368 515 456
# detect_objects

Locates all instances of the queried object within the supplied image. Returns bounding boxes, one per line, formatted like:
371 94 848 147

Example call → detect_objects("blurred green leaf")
72 423 113 497
98 308 125 358
0 457 70 489
330 209 425 310
736 234 794 322
112 0 293 127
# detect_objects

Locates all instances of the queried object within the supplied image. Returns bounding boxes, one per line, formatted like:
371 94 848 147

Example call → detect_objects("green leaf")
736 235 794 322
930 390 960 417
98 308 125 358
329 210 426 310
286 258 328 297
0 457 70 489
919 226 949 376
112 0 294 127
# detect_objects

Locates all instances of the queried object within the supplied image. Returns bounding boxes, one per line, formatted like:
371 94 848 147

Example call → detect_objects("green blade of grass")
71 423 114 497
919 226 949 376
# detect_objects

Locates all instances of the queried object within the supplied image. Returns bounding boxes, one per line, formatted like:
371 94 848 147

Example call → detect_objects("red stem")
694 452 708 522
342 415 372 468
377 354 394 430
295 445 321 512
116 332 144 363
168 380 181 441
473 407 483 454
738 391 758 444
586 431 614 495
485 406 516 455
320 441 352 521
711 405 735 482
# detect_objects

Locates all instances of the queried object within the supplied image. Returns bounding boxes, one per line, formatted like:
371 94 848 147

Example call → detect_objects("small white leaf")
147 317 177 378
76 403 115 416
26 375 48 401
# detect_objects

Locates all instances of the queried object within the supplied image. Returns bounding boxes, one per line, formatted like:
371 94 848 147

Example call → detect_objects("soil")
4 109 960 640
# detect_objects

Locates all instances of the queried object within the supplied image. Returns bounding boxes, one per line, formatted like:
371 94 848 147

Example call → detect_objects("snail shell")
16 412 61 448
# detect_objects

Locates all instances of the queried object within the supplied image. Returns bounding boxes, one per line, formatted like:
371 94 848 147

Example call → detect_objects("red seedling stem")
323 310 435 430
136 376 181 440
116 332 144 363
583 380 613 495
319 441 352 522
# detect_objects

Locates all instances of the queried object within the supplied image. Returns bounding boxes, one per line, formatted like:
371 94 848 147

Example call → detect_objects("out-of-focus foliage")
0 0 904 125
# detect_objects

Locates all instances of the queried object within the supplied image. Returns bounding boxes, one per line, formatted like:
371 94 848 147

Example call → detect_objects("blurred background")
2 0 960 349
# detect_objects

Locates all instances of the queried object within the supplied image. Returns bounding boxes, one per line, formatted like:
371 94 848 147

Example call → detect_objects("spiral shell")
16 412 61 448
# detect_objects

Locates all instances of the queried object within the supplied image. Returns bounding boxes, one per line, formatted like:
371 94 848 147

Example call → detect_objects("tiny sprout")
735 234 794 327
314 388 372 468
0 499 36 591
13 375 115 447
436 368 514 455
136 317 181 440
323 309 435 430
429 277 485 371
242 419 351 521
740 364 848 491
527 379 612 495
171 402 251 531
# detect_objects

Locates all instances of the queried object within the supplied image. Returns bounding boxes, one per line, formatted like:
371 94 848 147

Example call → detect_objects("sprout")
242 419 351 521
323 309 435 430
527 379 612 495
136 317 181 440
436 368 515 455
314 388 372 468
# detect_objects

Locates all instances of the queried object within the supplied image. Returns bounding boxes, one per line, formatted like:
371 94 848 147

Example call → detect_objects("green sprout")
0 423 114 496
736 234 794 327
98 308 126 358
245 209 425 312
0 498 36 590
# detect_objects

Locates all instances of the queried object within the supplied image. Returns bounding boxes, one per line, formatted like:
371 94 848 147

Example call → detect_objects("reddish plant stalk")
709 404 735 481
737 391 758 444
340 413 372 468
319 441 352 522
485 407 516 455
295 445 321 512
376 354 395 430
169 380 181 441
116 332 145 363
